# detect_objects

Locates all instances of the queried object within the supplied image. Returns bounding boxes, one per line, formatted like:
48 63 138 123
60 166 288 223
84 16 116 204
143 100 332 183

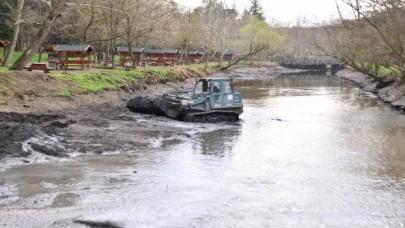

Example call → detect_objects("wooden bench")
24 63 53 73
149 60 172 66
104 57 113 66
194 59 204 64
59 60 92 70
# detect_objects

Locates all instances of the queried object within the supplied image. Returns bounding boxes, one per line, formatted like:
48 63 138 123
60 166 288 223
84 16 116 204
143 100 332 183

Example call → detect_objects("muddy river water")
2 72 405 227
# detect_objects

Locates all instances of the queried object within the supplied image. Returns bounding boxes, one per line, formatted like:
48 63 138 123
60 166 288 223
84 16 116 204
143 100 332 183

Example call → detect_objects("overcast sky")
174 0 351 24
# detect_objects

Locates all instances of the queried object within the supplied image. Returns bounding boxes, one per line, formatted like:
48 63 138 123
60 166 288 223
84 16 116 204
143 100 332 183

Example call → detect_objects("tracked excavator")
161 78 243 122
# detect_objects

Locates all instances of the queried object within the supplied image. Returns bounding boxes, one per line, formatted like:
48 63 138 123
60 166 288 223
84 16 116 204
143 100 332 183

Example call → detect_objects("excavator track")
183 111 239 123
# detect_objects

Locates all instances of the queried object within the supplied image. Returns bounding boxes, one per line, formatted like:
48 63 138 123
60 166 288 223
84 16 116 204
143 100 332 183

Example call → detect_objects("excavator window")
224 81 232 93
212 82 221 93
212 81 221 101
194 81 210 95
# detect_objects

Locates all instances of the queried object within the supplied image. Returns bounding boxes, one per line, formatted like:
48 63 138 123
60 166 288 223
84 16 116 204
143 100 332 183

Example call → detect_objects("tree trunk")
127 43 137 70
83 0 95 43
221 46 268 71
1 0 25 67
16 35 24 51
112 53 116 68
10 0 67 70
204 53 208 71
37 51 43 63
218 53 224 67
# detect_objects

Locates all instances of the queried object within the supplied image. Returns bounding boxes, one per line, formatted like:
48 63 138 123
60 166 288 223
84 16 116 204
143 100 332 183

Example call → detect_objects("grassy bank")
52 63 219 94
0 63 220 104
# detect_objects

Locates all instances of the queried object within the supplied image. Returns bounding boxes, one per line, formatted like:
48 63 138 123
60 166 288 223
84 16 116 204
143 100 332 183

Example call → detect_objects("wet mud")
74 220 123 228
0 100 197 164
0 86 194 164
0 112 68 160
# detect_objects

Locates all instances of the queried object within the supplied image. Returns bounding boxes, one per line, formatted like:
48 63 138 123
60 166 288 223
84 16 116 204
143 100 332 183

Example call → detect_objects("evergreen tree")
250 0 265 21
0 0 16 41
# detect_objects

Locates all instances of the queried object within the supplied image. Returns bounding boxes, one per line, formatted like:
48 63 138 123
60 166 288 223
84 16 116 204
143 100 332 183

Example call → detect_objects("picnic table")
24 63 53 73
148 59 173 66
59 60 92 70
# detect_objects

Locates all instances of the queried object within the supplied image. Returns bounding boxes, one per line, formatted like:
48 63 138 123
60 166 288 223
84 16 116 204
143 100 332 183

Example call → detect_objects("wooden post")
80 54 84 70
88 52 91 70
65 52 69 72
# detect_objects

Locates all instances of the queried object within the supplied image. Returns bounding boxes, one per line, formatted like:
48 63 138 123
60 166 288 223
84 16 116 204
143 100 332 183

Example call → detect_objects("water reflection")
234 74 345 88
193 127 241 157
235 74 349 101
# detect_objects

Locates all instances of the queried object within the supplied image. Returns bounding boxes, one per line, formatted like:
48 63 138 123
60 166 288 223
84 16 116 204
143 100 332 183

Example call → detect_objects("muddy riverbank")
337 70 405 112
0 66 290 166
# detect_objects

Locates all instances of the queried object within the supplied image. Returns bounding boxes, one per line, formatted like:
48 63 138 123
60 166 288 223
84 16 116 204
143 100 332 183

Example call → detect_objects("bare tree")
314 0 405 81
120 0 171 69
1 0 25 67
10 0 68 70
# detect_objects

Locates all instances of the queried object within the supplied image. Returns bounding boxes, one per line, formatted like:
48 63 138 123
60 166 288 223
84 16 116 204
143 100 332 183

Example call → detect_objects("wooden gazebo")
223 51 233 62
144 49 166 65
187 51 204 64
164 49 180 65
117 47 144 66
0 40 6 64
53 45 94 70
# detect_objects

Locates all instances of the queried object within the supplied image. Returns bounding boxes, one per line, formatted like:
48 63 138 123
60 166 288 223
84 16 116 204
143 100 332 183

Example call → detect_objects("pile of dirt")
126 94 184 119
126 96 170 116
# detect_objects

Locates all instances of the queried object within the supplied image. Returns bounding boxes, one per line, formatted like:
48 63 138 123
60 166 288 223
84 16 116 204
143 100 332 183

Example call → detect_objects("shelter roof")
54 45 94 52
165 49 179 54
188 51 202 55
117 47 144 53
144 49 165 54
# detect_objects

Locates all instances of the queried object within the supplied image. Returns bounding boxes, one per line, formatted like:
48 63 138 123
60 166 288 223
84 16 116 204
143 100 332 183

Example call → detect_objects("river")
1 71 405 227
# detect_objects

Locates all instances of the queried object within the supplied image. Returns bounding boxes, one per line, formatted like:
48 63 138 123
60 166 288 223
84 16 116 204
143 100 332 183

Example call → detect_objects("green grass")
8 51 49 64
50 64 220 93
0 67 8 75
53 72 123 92
58 89 74 97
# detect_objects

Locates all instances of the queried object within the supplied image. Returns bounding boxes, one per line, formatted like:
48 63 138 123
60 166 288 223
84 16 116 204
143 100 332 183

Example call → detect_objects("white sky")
174 0 352 24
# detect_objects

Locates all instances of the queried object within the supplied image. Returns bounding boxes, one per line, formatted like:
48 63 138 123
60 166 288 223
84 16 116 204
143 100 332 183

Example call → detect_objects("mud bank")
337 70 405 112
0 66 287 165
0 96 197 167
